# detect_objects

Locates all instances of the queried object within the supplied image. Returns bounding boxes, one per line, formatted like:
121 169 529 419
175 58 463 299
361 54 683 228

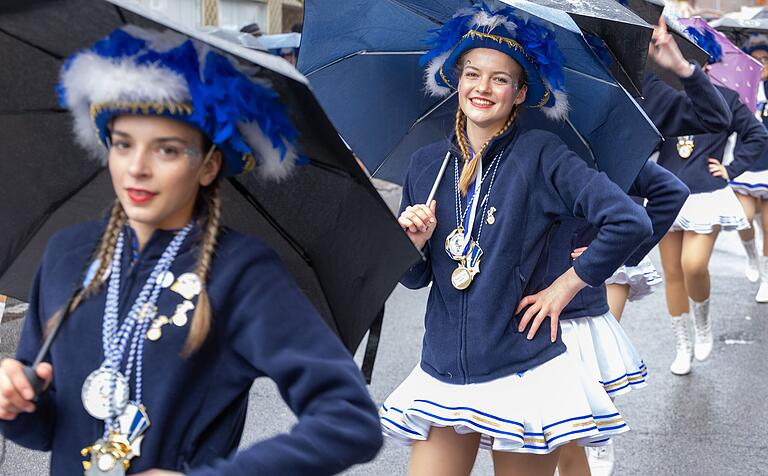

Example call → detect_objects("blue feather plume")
685 26 723 64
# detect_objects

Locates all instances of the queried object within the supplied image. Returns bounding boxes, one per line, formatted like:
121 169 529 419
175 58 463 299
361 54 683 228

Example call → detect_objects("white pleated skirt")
730 170 768 199
604 257 662 302
669 187 749 234
560 312 647 397
380 353 628 455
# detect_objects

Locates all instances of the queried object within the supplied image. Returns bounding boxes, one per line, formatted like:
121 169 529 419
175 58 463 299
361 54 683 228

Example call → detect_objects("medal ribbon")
461 154 483 256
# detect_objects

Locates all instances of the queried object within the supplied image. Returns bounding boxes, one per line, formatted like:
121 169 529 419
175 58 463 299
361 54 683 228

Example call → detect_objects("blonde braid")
458 107 518 195
182 183 221 356
45 200 127 336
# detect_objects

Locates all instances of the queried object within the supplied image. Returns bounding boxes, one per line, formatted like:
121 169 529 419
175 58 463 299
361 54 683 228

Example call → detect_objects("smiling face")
751 49 768 81
457 48 528 132
108 115 222 235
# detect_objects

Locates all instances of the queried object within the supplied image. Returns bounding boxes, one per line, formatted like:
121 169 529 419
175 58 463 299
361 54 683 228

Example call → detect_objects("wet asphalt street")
0 183 765 475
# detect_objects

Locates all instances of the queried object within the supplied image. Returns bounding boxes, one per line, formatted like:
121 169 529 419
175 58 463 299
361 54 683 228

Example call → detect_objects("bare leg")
659 232 688 316
760 199 768 256
556 441 591 476
492 447 562 476
606 284 630 322
409 427 481 476
736 193 757 242
680 230 719 302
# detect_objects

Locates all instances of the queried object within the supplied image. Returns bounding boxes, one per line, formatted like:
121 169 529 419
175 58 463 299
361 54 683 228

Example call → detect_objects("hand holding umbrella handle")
22 365 44 399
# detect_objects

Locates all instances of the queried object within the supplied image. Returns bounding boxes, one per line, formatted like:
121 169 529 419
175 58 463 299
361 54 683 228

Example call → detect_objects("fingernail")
23 390 33 400
430 218 435 223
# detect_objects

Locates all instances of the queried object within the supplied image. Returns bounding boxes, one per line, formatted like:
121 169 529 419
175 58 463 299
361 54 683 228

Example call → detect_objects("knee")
661 259 685 282
681 258 709 280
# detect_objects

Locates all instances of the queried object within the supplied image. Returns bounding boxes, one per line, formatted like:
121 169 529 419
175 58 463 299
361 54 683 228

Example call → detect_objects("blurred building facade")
131 0 303 34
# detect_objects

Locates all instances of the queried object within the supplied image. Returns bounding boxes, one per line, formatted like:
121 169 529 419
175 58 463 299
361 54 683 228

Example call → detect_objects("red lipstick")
126 188 156 204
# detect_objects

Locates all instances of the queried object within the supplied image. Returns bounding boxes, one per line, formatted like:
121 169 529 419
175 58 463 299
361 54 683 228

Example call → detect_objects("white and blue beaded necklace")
80 223 193 474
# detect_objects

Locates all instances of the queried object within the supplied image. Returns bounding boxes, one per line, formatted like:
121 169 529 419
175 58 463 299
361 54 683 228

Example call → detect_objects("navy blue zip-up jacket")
0 222 382 475
400 125 652 384
735 80 768 173
639 66 732 136
658 86 768 193
535 161 689 320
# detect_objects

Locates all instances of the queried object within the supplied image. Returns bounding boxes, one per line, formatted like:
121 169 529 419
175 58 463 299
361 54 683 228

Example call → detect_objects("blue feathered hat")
743 33 768 56
684 26 723 64
421 1 568 120
58 26 304 179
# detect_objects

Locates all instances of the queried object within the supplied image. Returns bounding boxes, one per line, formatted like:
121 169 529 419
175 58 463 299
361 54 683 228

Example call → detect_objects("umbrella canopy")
611 1 709 87
0 0 421 354
712 16 768 48
530 0 654 97
299 0 661 191
679 16 762 113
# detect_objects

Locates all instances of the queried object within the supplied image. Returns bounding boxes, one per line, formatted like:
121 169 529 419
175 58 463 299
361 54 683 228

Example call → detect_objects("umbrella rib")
562 66 620 87
0 109 66 115
387 0 444 25
115 5 128 24
305 50 368 76
414 94 456 126
0 27 63 60
305 50 424 76
226 177 311 264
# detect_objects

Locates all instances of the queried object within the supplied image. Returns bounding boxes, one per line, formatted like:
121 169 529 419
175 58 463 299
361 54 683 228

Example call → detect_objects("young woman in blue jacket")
731 35 768 302
657 46 768 377
0 27 382 476
378 3 653 475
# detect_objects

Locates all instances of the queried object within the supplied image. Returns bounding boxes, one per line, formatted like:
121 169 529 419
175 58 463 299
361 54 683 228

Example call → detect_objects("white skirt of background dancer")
669 186 750 234
605 256 663 302
559 312 647 401
380 352 629 455
730 170 768 200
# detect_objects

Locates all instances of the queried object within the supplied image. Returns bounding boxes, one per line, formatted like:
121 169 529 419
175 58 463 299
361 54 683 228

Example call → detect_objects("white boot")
691 298 713 361
587 442 615 476
670 313 693 375
756 257 768 303
742 238 761 283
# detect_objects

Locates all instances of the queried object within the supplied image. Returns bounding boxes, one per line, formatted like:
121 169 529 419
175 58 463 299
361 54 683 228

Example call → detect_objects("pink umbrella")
679 17 762 113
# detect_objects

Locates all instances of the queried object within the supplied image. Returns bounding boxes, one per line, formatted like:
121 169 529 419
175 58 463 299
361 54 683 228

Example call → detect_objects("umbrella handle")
426 151 452 205
22 365 43 400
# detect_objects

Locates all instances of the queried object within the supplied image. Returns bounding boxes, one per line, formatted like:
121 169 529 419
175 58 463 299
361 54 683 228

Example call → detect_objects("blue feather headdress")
421 1 569 120
58 26 304 179
684 26 723 64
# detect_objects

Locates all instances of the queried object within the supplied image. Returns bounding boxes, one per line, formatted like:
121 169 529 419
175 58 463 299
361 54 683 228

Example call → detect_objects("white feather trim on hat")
424 51 453 97
541 87 569 121
60 51 189 162
237 121 298 181
473 10 518 34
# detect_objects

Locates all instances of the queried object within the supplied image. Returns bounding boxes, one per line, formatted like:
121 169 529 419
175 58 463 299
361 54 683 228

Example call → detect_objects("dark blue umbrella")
299 0 661 191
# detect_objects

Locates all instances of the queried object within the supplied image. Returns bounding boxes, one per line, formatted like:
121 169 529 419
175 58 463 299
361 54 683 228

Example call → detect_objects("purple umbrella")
679 17 762 113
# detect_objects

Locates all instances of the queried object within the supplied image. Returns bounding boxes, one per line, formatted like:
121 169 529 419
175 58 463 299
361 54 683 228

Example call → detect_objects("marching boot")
670 313 694 375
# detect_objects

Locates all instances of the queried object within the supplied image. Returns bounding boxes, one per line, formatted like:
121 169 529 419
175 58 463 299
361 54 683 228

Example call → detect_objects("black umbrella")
531 0 654 97
614 0 708 88
0 0 421 361
712 16 768 48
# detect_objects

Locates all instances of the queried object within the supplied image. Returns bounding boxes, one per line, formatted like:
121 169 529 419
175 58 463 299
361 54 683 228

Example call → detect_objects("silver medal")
445 227 466 261
81 368 129 420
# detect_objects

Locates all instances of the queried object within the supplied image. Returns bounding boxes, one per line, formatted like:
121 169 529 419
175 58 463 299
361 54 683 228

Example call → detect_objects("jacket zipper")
459 289 469 384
